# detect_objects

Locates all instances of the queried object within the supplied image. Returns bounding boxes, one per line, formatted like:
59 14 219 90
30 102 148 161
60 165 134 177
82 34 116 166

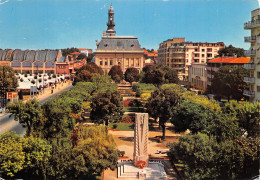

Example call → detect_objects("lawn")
109 123 134 131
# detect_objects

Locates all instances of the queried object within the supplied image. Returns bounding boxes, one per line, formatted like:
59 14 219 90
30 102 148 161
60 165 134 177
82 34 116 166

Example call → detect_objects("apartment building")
188 63 207 92
158 38 225 80
243 8 260 102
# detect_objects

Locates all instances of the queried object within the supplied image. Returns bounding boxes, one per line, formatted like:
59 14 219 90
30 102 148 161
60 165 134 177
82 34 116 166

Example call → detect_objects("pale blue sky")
0 0 258 51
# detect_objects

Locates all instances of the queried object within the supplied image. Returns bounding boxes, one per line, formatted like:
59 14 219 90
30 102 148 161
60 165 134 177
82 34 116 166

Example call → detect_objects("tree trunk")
228 96 230 102
161 122 166 140
105 119 109 126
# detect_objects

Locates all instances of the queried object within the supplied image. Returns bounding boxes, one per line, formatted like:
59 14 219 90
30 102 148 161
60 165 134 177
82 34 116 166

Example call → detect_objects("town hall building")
95 5 144 73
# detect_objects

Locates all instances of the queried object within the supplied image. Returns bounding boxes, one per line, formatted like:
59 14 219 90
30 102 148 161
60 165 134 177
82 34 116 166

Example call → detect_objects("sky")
0 0 258 51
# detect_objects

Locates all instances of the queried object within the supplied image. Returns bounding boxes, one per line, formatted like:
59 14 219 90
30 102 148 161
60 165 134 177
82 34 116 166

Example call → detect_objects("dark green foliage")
61 47 79 57
211 66 249 101
74 62 104 84
124 67 139 84
7 99 42 137
108 65 123 83
140 64 178 86
218 45 245 57
146 88 180 140
77 53 87 60
0 66 18 92
90 91 123 125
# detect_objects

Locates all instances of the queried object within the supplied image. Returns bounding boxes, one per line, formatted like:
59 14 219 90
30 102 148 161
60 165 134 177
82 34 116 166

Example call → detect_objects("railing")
244 63 256 69
244 77 255 83
244 36 256 42
244 19 260 29
245 50 256 55
243 90 255 97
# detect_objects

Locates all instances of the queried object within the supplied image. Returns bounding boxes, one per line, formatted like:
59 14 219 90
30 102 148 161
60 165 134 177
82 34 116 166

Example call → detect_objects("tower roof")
109 5 114 13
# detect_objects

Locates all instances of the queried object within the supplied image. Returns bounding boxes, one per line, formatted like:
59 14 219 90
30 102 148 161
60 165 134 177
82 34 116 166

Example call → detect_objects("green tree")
0 132 25 178
77 53 87 60
211 66 249 101
61 47 79 57
7 99 42 136
124 67 139 85
91 73 112 90
0 66 18 92
146 88 180 140
41 97 75 146
90 91 123 126
140 64 178 86
218 45 245 57
20 136 52 180
74 62 104 84
237 102 260 137
108 65 123 83
72 125 119 177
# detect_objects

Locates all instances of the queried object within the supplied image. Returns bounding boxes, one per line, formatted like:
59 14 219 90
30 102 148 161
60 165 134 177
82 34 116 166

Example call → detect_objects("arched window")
22 61 32 67
11 61 21 67
45 62 54 68
34 61 43 67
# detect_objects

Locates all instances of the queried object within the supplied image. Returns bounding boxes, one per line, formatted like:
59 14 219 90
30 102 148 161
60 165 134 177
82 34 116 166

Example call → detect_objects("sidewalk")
34 80 72 101
0 81 72 117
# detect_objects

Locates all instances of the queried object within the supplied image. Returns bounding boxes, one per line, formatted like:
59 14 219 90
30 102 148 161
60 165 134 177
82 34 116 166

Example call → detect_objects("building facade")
95 6 144 73
207 57 250 93
243 8 260 102
158 38 225 80
188 63 207 92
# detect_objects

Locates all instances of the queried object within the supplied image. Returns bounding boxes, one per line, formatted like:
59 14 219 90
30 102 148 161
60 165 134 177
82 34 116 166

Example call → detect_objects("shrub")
121 116 135 123
52 74 56 78
112 124 118 129
31 80 35 84
48 77 51 80
123 100 133 107
20 78 24 82
39 74 42 77
39 79 42 83
34 75 37 79
24 74 28 77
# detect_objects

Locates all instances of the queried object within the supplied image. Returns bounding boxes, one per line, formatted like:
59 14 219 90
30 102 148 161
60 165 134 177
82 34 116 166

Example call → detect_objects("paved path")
0 82 73 136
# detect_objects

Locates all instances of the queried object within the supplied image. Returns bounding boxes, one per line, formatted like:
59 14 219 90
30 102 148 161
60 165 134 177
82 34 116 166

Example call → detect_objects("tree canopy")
146 88 180 140
211 66 249 101
124 67 139 84
108 65 123 83
218 45 245 57
140 64 178 86
7 99 42 136
90 91 123 125
61 47 79 57
0 66 18 92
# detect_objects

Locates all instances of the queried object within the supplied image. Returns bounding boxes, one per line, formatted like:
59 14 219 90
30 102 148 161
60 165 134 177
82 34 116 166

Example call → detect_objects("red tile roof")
208 57 250 64
78 48 87 50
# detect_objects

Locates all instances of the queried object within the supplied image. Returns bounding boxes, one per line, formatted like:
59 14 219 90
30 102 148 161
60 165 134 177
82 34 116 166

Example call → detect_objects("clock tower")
106 5 116 36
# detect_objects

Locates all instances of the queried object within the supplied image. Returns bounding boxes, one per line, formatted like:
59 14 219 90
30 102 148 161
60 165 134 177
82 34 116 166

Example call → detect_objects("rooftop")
208 57 250 64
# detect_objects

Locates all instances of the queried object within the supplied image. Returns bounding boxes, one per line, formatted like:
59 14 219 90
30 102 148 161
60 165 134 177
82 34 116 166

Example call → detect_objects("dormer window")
104 44 108 47
131 44 134 47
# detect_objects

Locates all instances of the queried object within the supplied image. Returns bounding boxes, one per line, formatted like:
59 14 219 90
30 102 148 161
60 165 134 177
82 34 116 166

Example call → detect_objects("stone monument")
117 113 167 179
133 113 149 168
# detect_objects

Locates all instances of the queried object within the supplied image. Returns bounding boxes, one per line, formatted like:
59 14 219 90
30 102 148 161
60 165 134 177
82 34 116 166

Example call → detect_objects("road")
0 85 73 136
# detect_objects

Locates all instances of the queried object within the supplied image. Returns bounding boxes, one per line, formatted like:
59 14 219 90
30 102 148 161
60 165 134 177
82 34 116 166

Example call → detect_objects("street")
0 85 73 136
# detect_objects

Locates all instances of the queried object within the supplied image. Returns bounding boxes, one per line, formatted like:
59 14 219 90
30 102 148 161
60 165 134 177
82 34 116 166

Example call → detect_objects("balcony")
244 19 260 29
244 63 256 69
243 90 255 97
244 36 256 42
244 77 255 83
245 50 256 56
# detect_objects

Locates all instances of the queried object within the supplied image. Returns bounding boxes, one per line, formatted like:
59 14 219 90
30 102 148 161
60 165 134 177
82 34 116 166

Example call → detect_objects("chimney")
103 31 106 37
234 53 237 58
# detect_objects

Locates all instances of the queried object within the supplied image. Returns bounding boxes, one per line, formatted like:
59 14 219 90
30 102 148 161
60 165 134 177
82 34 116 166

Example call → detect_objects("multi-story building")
188 63 207 92
158 38 185 65
95 5 144 73
243 8 260 102
207 57 250 93
158 38 225 80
